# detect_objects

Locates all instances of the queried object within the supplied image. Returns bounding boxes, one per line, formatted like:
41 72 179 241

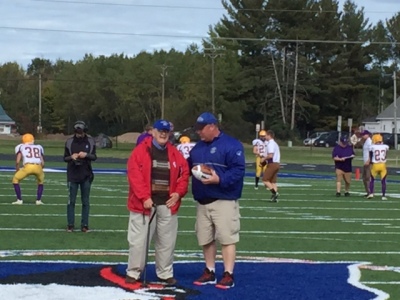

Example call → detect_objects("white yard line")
1 213 400 223
362 282 400 285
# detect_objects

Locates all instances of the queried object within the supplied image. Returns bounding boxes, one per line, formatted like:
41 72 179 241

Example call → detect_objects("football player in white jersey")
12 133 45 205
176 136 196 159
252 130 268 189
367 134 389 200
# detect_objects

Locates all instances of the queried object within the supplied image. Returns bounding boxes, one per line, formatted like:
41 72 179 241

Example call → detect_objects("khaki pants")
126 206 178 280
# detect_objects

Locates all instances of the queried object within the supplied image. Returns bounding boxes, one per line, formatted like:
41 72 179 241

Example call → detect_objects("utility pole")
204 47 224 114
37 73 42 133
160 64 171 119
394 70 398 149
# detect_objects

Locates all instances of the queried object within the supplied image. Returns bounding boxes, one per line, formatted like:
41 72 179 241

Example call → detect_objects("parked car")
313 131 349 147
386 133 400 149
303 132 328 146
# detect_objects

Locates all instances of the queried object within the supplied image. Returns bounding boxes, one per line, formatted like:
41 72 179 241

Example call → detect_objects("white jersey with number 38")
369 144 389 164
15 144 44 165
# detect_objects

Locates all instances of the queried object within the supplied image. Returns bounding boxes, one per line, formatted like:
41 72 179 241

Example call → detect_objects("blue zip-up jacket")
188 132 245 201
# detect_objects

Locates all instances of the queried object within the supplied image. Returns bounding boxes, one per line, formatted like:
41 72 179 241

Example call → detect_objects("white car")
303 132 328 146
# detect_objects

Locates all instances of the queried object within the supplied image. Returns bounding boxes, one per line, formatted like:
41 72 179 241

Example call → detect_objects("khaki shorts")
262 163 280 183
335 169 351 184
195 200 240 246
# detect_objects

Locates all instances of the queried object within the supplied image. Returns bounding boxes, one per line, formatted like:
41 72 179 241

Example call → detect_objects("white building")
0 104 16 134
363 97 400 133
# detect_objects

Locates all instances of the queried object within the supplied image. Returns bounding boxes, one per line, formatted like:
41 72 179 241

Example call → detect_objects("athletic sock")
37 184 44 200
13 183 22 200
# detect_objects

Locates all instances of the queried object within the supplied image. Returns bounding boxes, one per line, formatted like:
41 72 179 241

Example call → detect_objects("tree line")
0 0 399 142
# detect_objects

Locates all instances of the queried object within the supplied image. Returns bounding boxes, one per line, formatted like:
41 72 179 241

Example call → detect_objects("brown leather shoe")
125 275 138 284
159 277 177 285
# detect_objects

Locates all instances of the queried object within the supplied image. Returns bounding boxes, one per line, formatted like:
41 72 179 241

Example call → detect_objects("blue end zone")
0 261 384 299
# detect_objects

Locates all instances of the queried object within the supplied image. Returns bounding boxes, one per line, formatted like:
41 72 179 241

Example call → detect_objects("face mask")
74 128 84 134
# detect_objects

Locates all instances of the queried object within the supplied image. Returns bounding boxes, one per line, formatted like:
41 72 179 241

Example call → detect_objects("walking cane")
141 205 157 287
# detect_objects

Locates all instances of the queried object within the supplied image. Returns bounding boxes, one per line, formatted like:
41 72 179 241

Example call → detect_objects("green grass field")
2 137 400 168
0 169 399 298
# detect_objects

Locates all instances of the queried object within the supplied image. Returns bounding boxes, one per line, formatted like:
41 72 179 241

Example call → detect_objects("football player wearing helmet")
12 133 45 205
252 130 268 189
176 136 196 159
367 134 389 200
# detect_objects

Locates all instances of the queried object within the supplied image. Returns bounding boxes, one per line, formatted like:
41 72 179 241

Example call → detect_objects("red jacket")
127 136 189 215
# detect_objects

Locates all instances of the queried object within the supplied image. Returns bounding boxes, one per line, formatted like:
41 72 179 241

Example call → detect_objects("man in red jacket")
126 119 190 286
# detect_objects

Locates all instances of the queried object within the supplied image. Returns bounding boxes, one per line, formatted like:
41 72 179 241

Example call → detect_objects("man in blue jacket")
187 112 245 289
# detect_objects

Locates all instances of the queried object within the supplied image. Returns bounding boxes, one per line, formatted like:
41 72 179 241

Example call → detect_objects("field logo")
0 259 389 300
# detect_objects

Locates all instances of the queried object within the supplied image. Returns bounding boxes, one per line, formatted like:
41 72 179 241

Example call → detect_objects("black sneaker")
336 192 341 197
193 268 216 285
67 225 74 232
81 226 89 233
270 193 279 203
344 192 350 197
215 271 235 289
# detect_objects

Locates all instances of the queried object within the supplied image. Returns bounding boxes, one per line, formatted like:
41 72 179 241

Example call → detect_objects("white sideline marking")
243 182 312 187
2 249 400 256
362 282 400 285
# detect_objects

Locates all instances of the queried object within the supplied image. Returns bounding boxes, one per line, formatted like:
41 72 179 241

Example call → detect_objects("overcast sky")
1 0 399 68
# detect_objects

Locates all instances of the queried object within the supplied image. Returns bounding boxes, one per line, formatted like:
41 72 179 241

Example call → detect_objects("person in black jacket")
63 121 97 232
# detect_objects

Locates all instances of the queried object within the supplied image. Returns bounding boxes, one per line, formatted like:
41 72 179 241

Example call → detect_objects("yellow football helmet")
179 136 190 144
372 134 383 144
259 130 267 137
22 133 34 144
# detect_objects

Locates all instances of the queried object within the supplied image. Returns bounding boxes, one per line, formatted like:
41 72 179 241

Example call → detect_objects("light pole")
204 47 224 114
394 71 398 149
160 64 170 119
37 73 42 133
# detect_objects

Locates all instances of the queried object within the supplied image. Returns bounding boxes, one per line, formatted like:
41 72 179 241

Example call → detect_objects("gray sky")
1 0 399 68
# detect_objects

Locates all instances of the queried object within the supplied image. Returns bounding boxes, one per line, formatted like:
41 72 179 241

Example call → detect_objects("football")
191 164 213 180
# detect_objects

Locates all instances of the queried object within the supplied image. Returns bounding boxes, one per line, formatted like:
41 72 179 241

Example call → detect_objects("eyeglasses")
156 129 170 134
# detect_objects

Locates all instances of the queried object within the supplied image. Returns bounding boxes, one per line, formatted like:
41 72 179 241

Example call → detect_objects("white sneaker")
382 197 387 201
36 200 44 205
12 199 23 205
254 186 258 190
366 194 374 199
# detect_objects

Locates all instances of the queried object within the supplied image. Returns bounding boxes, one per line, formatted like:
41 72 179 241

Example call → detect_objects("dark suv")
313 131 349 147
386 133 400 149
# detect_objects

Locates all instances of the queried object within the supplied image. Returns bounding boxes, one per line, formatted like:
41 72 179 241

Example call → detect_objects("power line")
1 26 400 45
28 0 399 14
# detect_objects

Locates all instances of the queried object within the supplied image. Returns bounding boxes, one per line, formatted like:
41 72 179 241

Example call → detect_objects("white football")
191 164 212 180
